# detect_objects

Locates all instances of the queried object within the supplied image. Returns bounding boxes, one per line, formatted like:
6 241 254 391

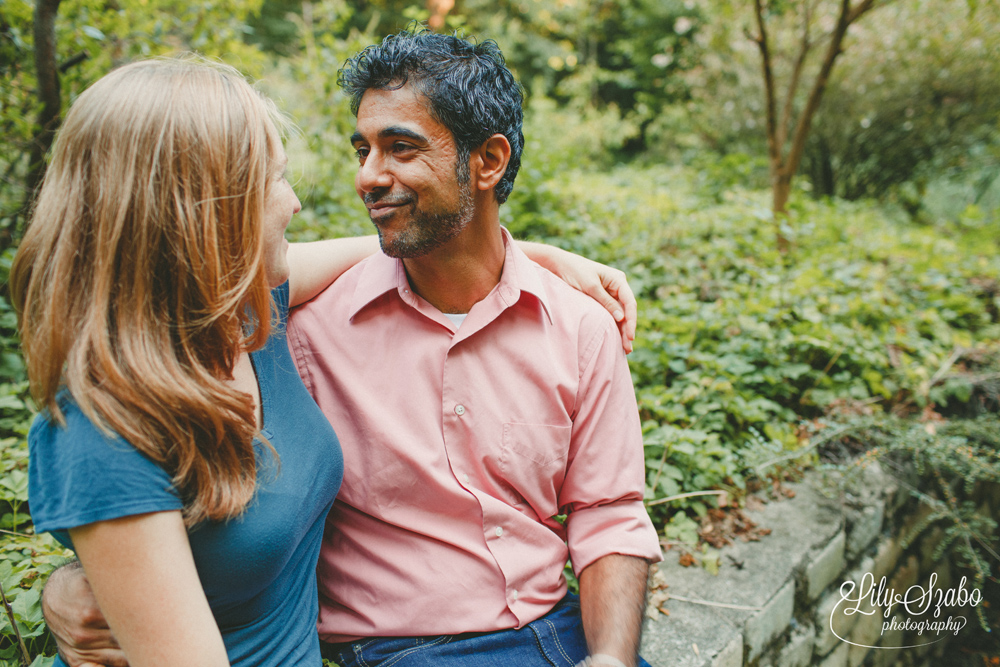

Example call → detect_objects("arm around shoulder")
516 240 636 353
286 236 380 307
69 511 229 667
42 560 128 667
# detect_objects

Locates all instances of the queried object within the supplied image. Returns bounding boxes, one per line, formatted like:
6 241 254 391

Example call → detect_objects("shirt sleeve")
561 316 663 574
28 400 182 549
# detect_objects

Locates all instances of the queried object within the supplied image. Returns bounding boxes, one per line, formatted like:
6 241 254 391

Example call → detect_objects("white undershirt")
444 313 468 329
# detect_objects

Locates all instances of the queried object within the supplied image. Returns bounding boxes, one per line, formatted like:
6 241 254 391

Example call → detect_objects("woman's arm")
287 236 381 307
517 241 637 353
69 511 229 667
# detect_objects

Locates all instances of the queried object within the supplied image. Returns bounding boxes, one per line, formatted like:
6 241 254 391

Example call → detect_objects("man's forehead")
355 85 438 136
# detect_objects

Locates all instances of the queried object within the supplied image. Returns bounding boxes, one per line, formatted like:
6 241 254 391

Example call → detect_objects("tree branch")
780 0 851 181
59 50 89 73
847 0 880 24
782 0 891 181
777 1 813 154
0 582 31 666
752 0 781 171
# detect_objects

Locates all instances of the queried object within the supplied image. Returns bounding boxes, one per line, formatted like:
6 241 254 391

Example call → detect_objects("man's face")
351 85 474 258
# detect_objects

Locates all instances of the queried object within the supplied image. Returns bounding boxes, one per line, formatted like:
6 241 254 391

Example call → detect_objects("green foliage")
663 513 700 546
244 0 389 243
0 0 268 247
500 155 1000 530
454 0 703 152
0 531 72 665
804 0 1000 214
0 248 71 664
834 414 1000 635
677 0 1000 221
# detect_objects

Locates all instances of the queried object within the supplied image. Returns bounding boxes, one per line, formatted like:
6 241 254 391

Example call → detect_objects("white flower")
651 53 673 68
674 17 694 34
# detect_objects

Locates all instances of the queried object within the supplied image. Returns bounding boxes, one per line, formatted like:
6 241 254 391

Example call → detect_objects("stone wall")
639 465 999 667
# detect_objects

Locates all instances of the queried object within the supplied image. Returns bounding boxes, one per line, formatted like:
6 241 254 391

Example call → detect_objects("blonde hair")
11 58 284 525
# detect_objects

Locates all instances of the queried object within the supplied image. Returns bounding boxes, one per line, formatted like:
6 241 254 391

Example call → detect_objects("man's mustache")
364 192 412 207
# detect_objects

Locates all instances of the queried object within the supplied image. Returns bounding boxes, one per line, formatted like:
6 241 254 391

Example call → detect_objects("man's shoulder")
296 254 380 312
526 261 619 342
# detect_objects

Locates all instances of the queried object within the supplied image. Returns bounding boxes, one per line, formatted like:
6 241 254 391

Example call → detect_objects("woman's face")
262 143 301 288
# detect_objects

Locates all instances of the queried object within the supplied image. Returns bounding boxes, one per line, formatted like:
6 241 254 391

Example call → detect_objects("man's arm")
42 561 127 667
578 554 650 667
559 310 662 666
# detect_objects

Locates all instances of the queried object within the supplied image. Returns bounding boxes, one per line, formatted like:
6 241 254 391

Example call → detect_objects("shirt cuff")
566 499 663 575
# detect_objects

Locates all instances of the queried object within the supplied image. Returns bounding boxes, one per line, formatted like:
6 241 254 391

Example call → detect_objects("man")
291 29 661 667
42 28 661 667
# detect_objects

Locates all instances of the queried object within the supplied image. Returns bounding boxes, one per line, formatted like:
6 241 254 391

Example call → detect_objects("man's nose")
356 152 393 193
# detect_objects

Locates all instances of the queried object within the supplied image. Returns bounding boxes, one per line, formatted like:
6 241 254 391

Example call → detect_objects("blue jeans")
321 594 653 667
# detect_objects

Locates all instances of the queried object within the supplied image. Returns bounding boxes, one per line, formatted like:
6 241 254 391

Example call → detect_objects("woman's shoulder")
31 394 134 454
28 394 182 538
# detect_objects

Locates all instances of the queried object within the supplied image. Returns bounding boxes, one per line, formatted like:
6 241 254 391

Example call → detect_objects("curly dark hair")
338 27 524 204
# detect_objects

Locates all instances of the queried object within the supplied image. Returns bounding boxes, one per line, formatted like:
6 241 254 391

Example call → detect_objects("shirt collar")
348 227 553 323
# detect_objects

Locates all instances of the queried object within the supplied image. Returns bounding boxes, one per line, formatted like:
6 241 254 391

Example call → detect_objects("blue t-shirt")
28 282 343 667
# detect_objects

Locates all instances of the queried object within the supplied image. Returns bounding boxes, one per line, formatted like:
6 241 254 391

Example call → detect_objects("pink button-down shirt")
287 230 661 642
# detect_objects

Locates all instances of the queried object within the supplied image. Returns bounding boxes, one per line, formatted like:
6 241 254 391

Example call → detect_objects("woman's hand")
517 241 637 353
69 511 230 667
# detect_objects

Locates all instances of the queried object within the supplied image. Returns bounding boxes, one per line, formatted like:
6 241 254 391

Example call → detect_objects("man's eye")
354 147 369 161
392 142 415 153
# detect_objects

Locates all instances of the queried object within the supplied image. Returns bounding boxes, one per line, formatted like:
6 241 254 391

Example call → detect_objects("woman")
13 58 635 667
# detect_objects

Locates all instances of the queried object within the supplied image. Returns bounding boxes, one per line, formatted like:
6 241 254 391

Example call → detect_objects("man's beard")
372 158 475 259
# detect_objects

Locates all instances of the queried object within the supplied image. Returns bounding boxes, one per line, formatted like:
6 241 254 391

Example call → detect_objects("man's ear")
470 134 511 194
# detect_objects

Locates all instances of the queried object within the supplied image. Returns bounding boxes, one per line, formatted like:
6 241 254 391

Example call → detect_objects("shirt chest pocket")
497 422 571 520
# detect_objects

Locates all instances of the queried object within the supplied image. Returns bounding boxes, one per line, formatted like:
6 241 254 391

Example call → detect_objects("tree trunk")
773 173 792 214
18 0 63 237
752 0 885 247
772 171 792 252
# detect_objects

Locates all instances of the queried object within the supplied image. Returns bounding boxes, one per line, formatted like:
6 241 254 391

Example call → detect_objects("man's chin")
373 205 472 259
376 229 436 259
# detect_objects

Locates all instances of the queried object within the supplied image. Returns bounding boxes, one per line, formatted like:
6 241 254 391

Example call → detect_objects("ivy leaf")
10 587 42 625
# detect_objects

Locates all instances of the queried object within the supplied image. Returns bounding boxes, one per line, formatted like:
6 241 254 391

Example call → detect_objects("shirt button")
512 589 518 601
494 526 503 537
455 404 466 416
463 474 470 484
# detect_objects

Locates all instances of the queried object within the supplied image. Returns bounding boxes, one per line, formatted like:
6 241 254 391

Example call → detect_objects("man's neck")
402 214 505 315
